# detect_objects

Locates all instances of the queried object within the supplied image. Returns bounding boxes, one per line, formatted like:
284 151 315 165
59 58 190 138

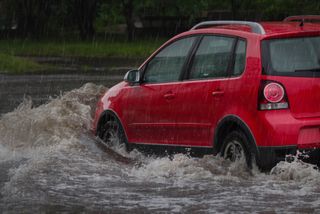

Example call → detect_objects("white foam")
0 83 106 150
270 159 320 184
0 83 319 212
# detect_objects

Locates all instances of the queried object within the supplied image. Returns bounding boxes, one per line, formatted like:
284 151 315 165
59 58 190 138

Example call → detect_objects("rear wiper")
294 68 320 72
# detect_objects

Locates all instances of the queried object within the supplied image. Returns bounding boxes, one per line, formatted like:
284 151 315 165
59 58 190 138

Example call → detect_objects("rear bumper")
257 146 320 170
250 110 320 169
253 110 320 149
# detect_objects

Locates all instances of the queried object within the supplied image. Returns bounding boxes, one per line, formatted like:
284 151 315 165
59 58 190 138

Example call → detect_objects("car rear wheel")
221 130 252 167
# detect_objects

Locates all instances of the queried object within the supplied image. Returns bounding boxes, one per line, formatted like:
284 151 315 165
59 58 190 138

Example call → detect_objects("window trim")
226 37 238 77
230 38 247 77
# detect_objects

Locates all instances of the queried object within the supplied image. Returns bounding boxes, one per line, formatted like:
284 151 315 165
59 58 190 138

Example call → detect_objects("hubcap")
223 140 245 162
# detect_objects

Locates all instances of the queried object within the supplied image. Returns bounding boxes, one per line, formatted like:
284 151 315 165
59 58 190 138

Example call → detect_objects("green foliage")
0 53 44 74
96 2 124 27
0 38 165 73
258 0 320 20
0 0 319 39
140 0 208 18
0 39 164 58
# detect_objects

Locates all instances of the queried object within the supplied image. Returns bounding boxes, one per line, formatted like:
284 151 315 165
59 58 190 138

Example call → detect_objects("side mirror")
124 69 140 83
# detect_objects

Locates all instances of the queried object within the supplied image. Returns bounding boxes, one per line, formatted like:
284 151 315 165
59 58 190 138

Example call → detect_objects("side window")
233 39 246 75
189 36 235 80
143 37 195 83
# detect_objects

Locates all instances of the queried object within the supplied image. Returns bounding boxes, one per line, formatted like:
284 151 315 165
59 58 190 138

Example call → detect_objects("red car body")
94 18 320 169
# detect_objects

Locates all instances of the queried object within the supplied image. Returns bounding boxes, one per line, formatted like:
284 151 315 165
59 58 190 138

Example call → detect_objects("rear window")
262 36 320 77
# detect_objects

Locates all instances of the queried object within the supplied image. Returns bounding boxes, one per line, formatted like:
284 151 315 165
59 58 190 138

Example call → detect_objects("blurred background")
0 0 319 74
0 2 320 212
0 0 319 40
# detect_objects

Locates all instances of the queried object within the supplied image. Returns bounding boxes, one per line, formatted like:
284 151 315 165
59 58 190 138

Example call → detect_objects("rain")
0 1 320 213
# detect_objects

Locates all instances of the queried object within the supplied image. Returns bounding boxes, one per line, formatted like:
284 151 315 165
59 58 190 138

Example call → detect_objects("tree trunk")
74 0 98 40
122 0 134 41
230 0 242 20
230 0 237 19
15 0 52 38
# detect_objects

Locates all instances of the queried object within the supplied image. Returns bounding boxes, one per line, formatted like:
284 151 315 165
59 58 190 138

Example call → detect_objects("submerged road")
0 72 319 213
0 73 123 115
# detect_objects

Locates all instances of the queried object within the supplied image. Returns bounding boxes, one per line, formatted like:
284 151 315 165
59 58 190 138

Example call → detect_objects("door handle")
212 90 224 96
163 93 175 100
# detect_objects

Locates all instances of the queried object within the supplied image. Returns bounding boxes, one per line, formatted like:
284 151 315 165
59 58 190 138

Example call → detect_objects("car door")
174 35 246 147
123 36 197 145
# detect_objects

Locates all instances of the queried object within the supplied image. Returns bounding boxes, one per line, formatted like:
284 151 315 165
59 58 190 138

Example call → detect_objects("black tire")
98 113 128 149
221 130 252 167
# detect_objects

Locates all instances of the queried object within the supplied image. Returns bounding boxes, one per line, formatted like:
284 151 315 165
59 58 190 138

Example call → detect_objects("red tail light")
259 81 289 110
263 82 284 103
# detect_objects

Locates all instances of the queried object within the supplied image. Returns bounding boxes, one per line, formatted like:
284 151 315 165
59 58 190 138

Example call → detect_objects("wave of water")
0 83 319 213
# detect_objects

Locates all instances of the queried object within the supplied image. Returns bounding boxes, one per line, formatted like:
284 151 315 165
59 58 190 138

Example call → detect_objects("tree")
121 0 134 41
9 0 53 38
141 0 208 19
1 0 319 40
72 0 99 40
98 0 139 41
0 0 100 39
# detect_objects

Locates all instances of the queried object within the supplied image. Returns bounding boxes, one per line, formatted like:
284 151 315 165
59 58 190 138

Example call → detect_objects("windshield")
262 36 320 77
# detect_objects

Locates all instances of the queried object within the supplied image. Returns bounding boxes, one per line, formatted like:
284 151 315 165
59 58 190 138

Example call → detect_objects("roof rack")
190 21 266 35
284 15 320 22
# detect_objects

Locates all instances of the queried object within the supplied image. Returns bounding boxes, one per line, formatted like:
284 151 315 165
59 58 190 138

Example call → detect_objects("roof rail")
190 21 266 35
284 15 320 22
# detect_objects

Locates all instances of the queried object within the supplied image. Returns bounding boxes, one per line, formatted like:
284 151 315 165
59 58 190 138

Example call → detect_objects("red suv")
93 16 320 169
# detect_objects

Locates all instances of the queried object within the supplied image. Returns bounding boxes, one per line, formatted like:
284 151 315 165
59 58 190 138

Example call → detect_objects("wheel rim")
102 115 120 146
223 140 245 162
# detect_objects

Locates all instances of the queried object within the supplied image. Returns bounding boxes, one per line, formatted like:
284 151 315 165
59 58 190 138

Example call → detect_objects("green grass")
0 53 45 74
0 39 165 58
0 39 166 74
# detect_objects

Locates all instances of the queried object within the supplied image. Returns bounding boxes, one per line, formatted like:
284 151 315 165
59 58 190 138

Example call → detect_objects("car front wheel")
98 113 127 148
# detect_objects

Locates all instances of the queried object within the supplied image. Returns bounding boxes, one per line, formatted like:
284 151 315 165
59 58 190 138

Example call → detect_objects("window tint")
262 36 320 77
144 37 195 83
233 39 246 75
189 36 235 79
270 37 320 72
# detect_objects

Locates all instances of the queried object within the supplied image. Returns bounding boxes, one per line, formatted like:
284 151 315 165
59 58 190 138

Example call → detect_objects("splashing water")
0 83 106 149
0 83 319 213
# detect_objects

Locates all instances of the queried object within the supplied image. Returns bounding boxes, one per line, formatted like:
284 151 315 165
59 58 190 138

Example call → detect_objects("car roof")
261 22 320 35
187 21 320 39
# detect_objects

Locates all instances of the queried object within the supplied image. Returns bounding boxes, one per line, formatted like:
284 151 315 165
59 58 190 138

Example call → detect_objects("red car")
93 16 320 169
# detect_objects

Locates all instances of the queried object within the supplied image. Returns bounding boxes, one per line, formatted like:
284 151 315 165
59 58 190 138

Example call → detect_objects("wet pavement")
0 71 319 213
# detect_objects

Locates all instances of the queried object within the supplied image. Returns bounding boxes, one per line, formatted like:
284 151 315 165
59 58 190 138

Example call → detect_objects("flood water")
0 71 319 213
